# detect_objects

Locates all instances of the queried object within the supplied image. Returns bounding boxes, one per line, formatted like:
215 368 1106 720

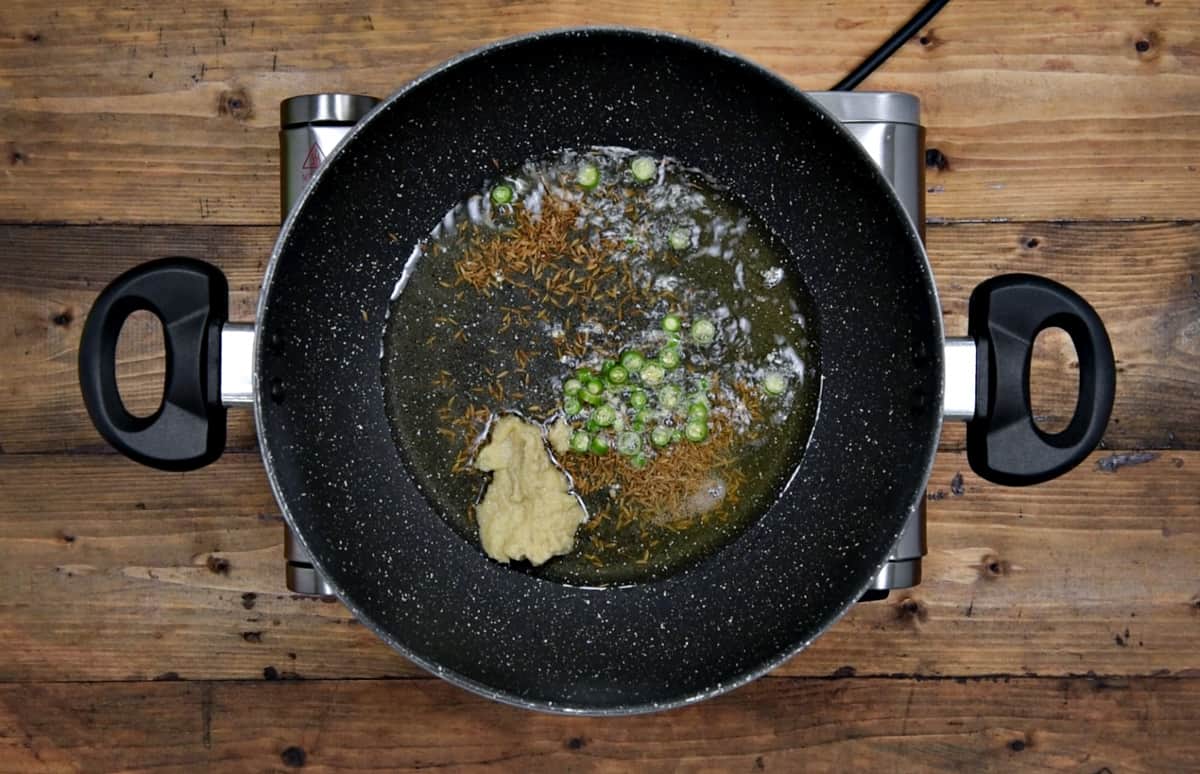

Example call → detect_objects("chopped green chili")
630 452 649 470
580 389 605 407
659 347 682 370
668 227 690 251
684 419 709 443
650 426 673 448
569 431 591 454
630 156 656 183
620 350 646 372
763 370 788 395
640 361 666 387
691 318 717 346
658 384 682 410
616 431 643 456
606 365 629 386
490 184 513 205
593 404 616 427
629 388 649 410
576 162 600 190
590 435 611 455
563 395 582 416
662 314 682 333
687 401 709 421
563 378 583 397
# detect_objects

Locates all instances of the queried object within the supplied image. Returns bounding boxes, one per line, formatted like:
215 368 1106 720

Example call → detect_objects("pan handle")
78 258 229 471
964 274 1115 486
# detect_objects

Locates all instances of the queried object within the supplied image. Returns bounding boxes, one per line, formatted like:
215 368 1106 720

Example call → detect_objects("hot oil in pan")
382 148 819 585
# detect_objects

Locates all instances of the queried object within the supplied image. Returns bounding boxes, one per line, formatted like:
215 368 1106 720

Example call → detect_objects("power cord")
832 0 951 91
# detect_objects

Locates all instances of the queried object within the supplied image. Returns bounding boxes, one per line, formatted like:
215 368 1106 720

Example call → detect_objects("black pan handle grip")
79 258 229 471
967 274 1115 486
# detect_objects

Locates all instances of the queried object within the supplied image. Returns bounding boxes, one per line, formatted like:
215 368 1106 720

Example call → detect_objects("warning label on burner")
301 142 324 181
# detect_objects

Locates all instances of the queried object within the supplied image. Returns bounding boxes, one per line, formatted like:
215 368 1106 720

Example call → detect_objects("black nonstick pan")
79 29 1114 713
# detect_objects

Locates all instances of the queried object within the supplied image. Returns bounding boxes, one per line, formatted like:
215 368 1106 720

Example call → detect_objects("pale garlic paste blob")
546 417 572 455
475 415 585 565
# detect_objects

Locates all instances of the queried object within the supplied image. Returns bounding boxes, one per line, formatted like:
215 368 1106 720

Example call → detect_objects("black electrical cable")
831 0 951 91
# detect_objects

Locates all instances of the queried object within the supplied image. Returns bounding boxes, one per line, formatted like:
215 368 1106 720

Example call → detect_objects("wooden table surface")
2 0 1198 770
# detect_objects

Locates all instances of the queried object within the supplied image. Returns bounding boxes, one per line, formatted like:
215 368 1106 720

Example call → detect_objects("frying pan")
78 29 1115 713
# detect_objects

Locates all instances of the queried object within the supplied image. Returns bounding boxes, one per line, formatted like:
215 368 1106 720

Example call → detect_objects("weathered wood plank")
935 219 1200 453
1 676 1196 772
0 224 265 454
0 0 1197 224
2 221 1195 454
0 450 1195 683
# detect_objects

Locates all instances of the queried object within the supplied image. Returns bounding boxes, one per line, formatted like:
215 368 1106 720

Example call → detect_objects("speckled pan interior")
256 28 943 713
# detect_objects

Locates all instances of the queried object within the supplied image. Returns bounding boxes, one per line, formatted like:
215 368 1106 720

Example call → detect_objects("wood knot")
925 148 949 171
917 29 942 49
980 554 1010 579
1008 738 1027 752
1133 32 1162 59
59 531 76 544
894 596 928 623
281 746 306 767
51 309 73 327
566 737 586 750
241 592 257 610
834 17 866 30
10 148 27 166
206 555 230 575
23 31 42 43
242 631 263 643
218 88 253 121
1023 237 1040 249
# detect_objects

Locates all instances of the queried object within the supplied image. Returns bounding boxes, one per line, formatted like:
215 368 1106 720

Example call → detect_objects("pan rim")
254 24 946 716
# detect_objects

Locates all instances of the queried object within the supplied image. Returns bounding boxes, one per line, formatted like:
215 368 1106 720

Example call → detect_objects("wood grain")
1 0 1197 225
0 449 1195 683
1 676 1197 772
2 220 1196 454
